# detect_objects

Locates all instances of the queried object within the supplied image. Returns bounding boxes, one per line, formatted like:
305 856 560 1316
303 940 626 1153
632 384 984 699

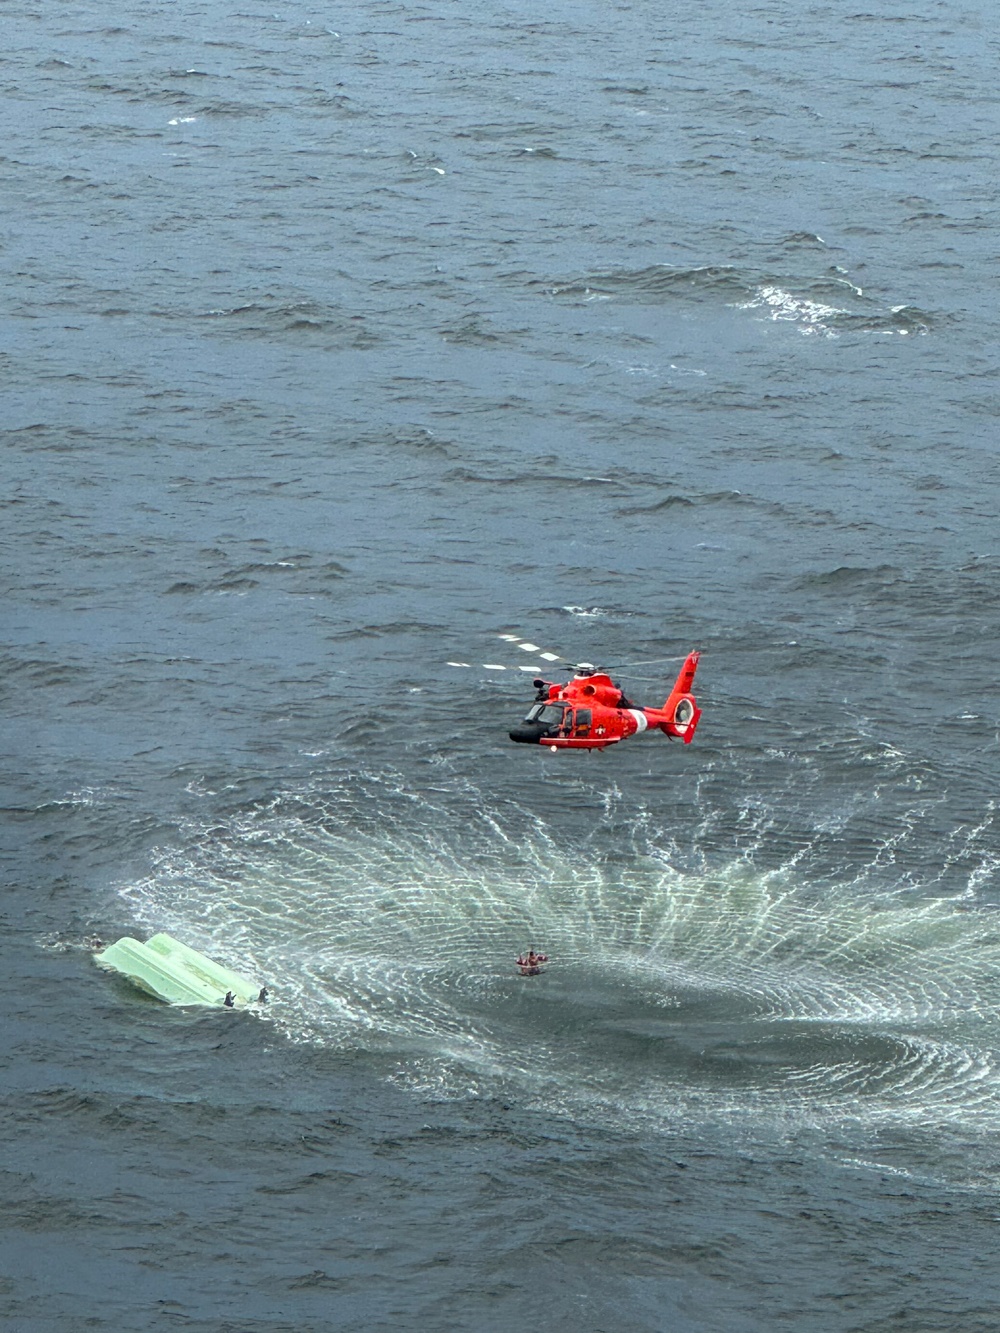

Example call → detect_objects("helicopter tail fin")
661 651 701 744
668 650 700 699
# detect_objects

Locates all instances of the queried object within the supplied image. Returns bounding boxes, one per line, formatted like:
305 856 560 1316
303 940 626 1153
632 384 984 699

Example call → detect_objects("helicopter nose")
509 723 546 744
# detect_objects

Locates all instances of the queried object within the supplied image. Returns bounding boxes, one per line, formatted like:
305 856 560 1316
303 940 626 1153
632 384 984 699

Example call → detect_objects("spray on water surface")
114 765 1000 1166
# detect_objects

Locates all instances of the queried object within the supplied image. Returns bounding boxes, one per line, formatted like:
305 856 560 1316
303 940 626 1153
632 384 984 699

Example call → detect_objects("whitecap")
735 284 845 337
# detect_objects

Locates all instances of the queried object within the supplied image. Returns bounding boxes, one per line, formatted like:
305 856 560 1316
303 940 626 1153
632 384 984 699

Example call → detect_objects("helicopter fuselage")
508 653 701 751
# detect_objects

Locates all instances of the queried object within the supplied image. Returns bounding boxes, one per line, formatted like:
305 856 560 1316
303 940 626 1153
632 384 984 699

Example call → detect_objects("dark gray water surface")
5 1 1000 1329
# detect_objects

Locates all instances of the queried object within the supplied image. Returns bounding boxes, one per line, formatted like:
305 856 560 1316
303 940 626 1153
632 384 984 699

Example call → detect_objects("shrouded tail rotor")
660 651 702 743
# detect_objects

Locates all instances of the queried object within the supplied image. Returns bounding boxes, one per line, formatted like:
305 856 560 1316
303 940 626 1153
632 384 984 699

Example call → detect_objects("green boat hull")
96 932 259 1007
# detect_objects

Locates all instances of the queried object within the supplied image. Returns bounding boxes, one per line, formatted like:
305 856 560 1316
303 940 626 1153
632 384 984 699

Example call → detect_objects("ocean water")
4 1 1000 1328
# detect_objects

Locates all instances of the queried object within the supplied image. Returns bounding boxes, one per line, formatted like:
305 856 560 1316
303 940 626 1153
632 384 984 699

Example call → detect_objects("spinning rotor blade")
602 654 690 670
493 635 691 676
446 635 697 681
446 634 595 675
497 633 596 672
446 660 541 673
496 633 561 662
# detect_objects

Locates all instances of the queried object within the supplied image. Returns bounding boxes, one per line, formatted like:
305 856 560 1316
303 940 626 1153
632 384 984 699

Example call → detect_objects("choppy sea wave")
541 263 934 337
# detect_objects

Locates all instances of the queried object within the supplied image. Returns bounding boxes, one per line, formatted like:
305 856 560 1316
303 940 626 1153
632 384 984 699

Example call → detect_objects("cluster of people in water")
516 950 548 976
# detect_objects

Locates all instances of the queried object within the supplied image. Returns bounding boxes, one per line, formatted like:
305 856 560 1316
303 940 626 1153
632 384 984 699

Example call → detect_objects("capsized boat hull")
95 932 259 1007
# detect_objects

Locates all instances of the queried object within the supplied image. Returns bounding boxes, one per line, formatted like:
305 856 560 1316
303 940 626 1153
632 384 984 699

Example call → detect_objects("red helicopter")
449 634 702 752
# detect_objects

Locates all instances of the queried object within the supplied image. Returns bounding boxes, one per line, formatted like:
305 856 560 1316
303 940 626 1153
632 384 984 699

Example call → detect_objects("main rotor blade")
446 661 540 672
497 633 563 663
497 634 598 672
446 633 600 676
604 654 690 669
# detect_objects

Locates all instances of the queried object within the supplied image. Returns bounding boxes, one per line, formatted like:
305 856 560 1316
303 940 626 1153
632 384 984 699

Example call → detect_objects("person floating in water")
257 987 269 1004
223 991 235 1008
516 949 548 976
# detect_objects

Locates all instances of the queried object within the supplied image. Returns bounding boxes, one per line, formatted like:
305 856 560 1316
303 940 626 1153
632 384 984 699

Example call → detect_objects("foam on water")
116 769 1000 1146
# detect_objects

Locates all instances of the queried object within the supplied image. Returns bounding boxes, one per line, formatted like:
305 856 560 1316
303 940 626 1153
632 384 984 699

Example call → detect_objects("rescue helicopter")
449 634 701 752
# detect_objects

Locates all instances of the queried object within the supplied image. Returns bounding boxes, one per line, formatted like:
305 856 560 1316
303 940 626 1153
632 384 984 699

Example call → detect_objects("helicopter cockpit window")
536 704 566 726
521 703 567 729
573 708 592 735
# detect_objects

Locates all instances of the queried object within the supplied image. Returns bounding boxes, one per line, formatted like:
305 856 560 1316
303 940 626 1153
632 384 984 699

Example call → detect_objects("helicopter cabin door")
568 708 592 739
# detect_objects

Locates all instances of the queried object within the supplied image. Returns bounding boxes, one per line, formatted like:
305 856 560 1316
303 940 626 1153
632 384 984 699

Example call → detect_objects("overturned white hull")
96 932 259 1007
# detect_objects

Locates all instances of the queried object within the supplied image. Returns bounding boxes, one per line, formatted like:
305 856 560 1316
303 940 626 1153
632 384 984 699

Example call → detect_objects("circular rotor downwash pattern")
118 770 1000 1153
